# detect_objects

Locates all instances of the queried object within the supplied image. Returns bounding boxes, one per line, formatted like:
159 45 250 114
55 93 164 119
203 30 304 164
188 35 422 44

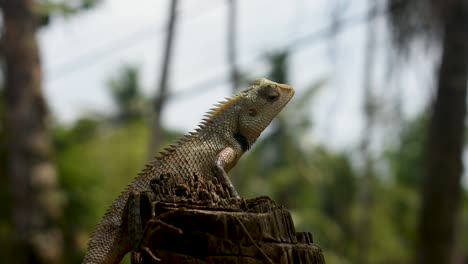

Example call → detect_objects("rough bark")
136 197 325 264
418 1 468 263
3 0 63 263
126 169 324 264
149 0 178 158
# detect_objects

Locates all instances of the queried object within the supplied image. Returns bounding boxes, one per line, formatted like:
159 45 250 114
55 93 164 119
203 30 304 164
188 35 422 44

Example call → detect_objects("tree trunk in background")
149 0 178 158
356 2 377 263
227 0 240 92
418 1 468 263
3 0 63 263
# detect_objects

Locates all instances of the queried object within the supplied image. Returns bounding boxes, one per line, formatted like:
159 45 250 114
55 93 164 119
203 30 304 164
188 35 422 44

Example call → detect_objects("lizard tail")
82 194 132 264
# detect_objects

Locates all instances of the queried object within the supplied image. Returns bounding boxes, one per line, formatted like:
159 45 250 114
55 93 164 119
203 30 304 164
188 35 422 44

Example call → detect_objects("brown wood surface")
135 196 325 264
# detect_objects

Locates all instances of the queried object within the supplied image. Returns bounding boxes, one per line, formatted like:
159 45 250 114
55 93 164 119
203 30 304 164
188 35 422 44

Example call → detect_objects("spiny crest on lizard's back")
150 88 245 161
151 78 292 161
200 78 271 121
202 95 243 121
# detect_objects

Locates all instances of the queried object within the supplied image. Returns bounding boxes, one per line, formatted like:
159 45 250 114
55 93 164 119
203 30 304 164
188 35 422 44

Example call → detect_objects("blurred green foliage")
55 119 180 262
50 65 179 262
107 65 148 124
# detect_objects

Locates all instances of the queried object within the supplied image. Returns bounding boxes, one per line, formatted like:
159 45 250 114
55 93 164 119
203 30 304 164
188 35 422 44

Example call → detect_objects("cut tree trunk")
128 170 324 264
136 197 325 264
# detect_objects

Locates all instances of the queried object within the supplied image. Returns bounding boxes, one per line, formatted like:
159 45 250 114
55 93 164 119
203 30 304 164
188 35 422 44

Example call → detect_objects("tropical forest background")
1 0 468 263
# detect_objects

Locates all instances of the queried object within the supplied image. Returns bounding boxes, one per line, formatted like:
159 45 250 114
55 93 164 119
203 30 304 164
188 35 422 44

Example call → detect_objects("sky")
38 0 432 151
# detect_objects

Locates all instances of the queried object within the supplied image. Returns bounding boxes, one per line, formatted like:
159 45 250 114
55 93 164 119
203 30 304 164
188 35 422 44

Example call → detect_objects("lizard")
82 78 295 264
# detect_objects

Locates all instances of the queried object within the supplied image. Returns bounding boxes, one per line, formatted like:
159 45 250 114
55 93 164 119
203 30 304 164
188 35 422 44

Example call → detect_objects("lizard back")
82 79 295 264
83 91 246 263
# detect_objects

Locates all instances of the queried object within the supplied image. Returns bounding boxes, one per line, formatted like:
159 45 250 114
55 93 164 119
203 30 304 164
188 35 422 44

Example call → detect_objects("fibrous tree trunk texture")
3 0 63 263
137 197 325 264
150 0 178 158
418 1 468 263
127 171 324 264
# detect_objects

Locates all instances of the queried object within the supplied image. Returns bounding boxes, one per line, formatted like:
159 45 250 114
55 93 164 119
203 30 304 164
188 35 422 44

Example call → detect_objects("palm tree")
107 65 146 123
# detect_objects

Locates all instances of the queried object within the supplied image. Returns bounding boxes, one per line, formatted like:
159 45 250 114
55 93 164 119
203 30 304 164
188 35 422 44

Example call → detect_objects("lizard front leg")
214 147 241 199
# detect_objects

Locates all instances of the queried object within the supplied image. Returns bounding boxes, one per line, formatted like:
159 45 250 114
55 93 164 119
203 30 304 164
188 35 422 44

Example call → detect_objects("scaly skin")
82 78 295 263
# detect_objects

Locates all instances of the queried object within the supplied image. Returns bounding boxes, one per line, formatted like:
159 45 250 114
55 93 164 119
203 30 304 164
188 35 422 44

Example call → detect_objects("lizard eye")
267 93 279 102
260 85 280 102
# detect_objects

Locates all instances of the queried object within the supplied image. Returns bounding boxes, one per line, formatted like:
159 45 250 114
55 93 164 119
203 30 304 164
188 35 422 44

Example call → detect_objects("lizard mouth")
278 83 295 94
277 83 295 103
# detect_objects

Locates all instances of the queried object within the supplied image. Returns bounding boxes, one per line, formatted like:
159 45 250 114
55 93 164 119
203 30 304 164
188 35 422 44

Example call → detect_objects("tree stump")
134 195 325 264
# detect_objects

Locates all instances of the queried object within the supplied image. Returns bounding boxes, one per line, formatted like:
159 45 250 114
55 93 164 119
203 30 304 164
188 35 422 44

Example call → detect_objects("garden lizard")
82 78 295 263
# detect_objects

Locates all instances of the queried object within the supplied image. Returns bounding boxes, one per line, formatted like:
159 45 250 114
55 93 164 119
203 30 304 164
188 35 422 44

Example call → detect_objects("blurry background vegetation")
1 0 468 263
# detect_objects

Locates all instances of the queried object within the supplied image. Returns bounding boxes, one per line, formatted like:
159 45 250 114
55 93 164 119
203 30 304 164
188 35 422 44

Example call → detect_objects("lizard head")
237 78 295 146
